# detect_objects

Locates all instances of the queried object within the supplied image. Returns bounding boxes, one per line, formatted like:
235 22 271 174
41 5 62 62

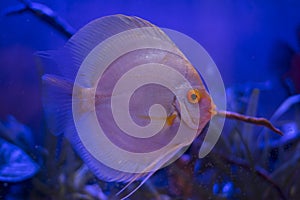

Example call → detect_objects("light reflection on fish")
40 14 282 199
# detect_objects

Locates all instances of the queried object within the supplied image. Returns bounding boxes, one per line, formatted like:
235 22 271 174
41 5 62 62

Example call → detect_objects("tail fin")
42 74 73 136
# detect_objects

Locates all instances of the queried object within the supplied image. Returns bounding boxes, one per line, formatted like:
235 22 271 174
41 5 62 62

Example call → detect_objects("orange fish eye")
187 89 201 104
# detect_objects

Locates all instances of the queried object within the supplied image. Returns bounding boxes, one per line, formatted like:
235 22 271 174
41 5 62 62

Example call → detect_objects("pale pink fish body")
42 15 214 198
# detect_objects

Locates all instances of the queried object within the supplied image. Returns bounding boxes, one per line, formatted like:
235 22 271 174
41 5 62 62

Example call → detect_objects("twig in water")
212 152 287 200
216 110 283 136
3 0 75 38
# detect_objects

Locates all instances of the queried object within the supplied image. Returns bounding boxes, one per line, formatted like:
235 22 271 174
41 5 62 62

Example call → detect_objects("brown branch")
216 110 283 136
4 0 75 38
212 152 287 200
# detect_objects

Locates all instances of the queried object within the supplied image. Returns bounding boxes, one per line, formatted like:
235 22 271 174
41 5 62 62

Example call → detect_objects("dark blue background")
0 0 299 146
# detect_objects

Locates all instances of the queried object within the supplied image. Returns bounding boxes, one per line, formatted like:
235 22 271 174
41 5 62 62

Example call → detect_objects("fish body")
41 14 214 195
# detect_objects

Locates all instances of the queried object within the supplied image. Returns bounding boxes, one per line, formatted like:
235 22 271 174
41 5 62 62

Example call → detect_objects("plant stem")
216 110 283 135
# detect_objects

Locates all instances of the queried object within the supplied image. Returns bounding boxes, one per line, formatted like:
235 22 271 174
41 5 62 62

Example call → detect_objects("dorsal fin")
49 15 174 83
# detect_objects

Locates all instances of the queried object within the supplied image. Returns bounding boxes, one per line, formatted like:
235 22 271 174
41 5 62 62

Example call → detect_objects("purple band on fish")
96 49 182 153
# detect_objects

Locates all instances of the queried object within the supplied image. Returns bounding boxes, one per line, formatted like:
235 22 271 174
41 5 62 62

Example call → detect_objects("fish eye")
187 89 201 104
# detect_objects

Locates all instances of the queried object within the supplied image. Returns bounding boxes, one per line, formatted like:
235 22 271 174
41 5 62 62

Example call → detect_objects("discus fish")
41 14 282 199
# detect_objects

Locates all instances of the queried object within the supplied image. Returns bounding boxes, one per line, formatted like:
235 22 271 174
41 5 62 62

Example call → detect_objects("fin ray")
54 15 173 82
42 74 73 136
117 143 187 199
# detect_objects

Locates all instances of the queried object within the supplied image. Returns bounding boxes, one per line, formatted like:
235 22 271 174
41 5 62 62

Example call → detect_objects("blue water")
0 1 299 199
